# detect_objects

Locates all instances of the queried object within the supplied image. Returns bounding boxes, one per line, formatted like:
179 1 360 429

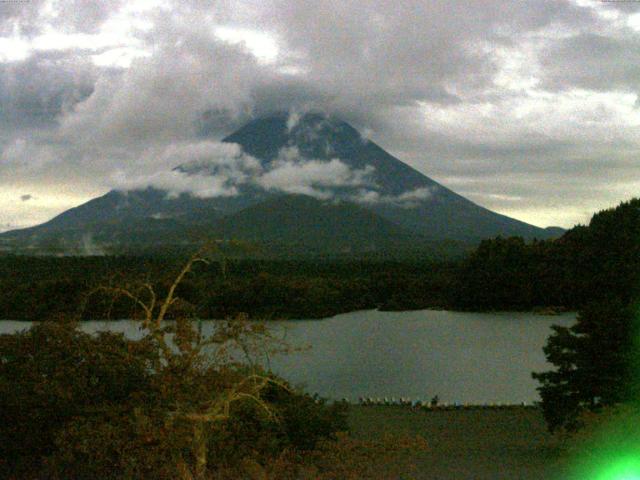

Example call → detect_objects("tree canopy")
532 198 640 432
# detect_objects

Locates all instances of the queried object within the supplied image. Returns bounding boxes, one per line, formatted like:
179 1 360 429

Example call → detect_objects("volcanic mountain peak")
223 112 364 164
0 112 564 256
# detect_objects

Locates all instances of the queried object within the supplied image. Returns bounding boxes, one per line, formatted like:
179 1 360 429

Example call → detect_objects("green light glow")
593 456 640 480
563 306 640 480
564 405 640 480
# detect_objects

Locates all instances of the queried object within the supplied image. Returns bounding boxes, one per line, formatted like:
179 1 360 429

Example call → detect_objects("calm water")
0 310 575 404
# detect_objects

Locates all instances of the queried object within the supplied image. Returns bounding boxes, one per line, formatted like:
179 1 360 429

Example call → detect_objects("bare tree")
86 245 290 479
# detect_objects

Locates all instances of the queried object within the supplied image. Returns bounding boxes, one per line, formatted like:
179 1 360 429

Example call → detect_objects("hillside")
0 112 562 256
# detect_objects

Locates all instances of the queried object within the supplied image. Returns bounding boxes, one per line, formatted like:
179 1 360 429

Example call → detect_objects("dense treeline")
0 257 457 320
1 198 639 321
453 199 640 311
531 198 640 431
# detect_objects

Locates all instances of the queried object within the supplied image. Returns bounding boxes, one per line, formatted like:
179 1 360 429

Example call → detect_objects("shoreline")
0 306 576 322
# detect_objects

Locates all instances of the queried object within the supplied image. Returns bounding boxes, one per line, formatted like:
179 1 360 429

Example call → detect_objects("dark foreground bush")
0 321 154 478
0 252 425 479
0 321 426 479
0 321 356 479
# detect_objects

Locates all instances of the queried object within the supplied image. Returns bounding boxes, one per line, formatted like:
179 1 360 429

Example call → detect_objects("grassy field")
348 406 569 479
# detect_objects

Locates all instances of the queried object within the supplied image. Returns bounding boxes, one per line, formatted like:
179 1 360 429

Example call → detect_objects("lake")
0 309 575 404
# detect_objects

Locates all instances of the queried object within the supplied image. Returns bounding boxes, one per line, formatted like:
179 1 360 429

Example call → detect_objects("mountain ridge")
218 112 560 241
0 112 563 256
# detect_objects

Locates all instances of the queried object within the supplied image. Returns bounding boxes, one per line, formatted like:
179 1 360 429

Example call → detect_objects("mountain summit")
220 112 556 241
223 112 441 195
0 112 561 256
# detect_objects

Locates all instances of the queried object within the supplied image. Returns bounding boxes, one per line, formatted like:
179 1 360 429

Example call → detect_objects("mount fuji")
0 112 562 256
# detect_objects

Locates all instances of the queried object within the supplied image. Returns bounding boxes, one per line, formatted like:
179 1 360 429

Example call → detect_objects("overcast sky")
1 0 639 231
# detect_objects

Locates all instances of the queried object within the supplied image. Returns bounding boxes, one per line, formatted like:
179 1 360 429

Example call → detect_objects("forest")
1 198 639 320
0 256 457 321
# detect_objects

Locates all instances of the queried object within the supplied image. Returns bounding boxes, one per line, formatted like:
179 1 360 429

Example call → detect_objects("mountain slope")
222 112 558 241
0 112 562 255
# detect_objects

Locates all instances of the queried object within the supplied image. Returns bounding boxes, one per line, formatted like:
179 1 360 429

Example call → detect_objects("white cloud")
110 142 381 201
91 46 151 68
214 26 280 64
113 169 241 198
0 36 30 62
256 147 375 198
112 140 261 197
353 186 433 208
32 30 125 52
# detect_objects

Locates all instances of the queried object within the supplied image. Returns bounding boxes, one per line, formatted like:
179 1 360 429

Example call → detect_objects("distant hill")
210 194 425 255
0 112 563 256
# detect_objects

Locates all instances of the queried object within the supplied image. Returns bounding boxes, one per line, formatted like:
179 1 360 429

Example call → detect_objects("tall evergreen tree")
533 198 640 432
533 300 639 432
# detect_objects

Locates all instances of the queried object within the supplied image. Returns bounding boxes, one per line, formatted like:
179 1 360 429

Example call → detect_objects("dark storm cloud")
261 0 593 96
57 17 264 147
597 1 640 13
197 78 461 140
0 0 43 35
184 0 595 133
48 0 124 34
52 0 599 146
0 0 638 229
540 33 640 93
0 51 95 130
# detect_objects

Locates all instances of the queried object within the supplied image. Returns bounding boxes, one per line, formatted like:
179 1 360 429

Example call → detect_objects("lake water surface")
0 310 575 404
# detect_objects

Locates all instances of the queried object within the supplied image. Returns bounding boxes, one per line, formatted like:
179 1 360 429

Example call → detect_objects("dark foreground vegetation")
531 199 640 433
0 321 425 479
0 255 425 479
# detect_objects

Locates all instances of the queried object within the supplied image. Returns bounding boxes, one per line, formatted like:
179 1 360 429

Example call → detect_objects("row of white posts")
336 397 539 410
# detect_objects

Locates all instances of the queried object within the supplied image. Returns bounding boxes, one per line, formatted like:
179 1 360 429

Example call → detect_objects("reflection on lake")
0 309 575 404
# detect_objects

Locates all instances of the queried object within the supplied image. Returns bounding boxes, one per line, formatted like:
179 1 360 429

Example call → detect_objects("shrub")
0 320 152 478
0 250 424 479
